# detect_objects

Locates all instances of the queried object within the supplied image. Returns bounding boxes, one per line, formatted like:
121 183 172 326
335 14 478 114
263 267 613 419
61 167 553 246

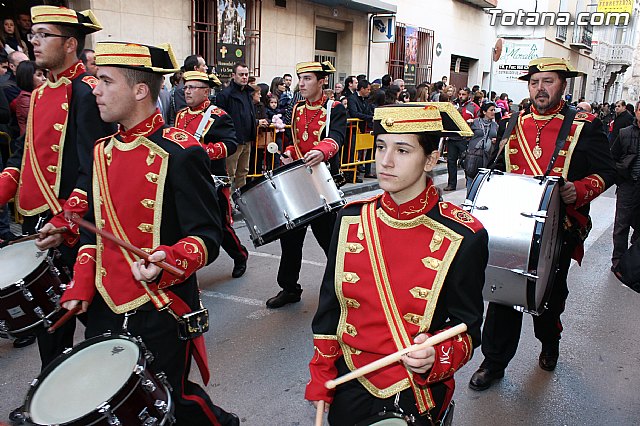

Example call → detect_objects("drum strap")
543 106 577 179
193 105 216 140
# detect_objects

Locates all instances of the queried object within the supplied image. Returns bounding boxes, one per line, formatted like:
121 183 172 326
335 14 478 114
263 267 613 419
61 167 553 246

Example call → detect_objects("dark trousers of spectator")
446 139 468 188
480 234 578 371
612 179 640 268
86 295 238 426
277 211 336 294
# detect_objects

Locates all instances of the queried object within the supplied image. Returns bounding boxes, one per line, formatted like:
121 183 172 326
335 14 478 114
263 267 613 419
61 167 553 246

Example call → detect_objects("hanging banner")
216 0 247 78
403 26 418 85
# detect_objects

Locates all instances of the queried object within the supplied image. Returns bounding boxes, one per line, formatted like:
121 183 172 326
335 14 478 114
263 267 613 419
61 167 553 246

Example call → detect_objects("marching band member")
0 7 114 422
175 70 248 278
306 103 487 424
266 61 347 309
469 58 616 391
60 42 239 425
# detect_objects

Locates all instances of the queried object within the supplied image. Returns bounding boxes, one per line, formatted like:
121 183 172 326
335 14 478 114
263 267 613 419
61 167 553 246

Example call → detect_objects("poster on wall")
216 0 247 78
495 39 543 101
404 26 418 85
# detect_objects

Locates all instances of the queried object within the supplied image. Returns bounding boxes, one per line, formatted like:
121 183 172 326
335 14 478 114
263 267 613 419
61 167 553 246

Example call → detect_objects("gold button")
61 103 68 111
349 244 357 252
511 165 520 171
385 118 395 126
46 165 58 173
146 172 159 183
53 123 64 131
345 273 353 282
51 144 60 153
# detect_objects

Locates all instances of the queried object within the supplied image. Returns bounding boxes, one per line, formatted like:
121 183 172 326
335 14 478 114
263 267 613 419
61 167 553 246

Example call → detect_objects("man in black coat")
610 100 634 146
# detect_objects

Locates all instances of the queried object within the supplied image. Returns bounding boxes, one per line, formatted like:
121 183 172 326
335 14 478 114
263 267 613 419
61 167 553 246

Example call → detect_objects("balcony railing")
570 24 593 50
592 42 633 66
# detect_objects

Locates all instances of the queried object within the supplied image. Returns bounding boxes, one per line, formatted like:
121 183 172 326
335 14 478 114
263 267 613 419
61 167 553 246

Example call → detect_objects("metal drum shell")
465 169 562 315
233 160 345 247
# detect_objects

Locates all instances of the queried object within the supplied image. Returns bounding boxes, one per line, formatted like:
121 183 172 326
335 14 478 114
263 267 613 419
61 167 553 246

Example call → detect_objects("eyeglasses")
184 85 209 91
30 32 70 41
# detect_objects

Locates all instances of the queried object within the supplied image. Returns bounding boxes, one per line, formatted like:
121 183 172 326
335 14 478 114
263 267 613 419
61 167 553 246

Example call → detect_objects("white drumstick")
267 142 288 157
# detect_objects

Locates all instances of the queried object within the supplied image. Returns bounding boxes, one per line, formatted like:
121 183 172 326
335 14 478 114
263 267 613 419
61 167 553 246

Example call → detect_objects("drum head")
28 337 140 424
0 240 44 289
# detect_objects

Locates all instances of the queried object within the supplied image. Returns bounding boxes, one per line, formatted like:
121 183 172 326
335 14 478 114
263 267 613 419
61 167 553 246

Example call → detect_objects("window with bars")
191 0 261 76
387 24 434 85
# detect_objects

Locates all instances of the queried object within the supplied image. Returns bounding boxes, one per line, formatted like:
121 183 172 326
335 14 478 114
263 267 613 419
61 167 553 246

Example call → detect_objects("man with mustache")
469 58 616 391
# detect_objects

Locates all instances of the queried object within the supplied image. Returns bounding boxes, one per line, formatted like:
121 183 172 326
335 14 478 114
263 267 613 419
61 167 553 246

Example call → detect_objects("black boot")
266 290 301 309
469 365 505 391
539 342 560 371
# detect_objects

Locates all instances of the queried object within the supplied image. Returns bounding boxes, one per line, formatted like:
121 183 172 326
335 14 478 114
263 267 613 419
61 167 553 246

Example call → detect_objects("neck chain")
302 105 323 142
531 112 558 159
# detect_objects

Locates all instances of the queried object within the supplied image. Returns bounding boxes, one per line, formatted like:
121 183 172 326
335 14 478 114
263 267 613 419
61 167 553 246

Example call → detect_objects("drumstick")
315 400 325 426
267 142 289 157
70 214 185 279
5 227 68 246
47 305 81 333
325 323 467 389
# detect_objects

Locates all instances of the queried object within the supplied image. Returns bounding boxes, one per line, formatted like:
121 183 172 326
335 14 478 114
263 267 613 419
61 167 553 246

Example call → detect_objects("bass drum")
464 169 563 315
233 160 345 247
24 333 174 425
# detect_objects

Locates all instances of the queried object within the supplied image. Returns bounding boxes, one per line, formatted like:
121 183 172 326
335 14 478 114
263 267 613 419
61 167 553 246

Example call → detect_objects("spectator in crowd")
393 78 405 91
218 62 268 189
344 75 357 97
333 82 343 98
415 83 429 102
442 75 448 85
348 79 374 180
269 76 289 113
11 60 46 136
611 99 640 273
406 85 417 102
16 12 34 59
356 73 366 82
282 72 293 101
430 81 444 101
576 101 592 113
323 88 334 100
471 84 480 94
464 102 498 191
1 18 27 55
472 90 484 107
611 100 634 146
339 95 349 111
380 74 392 91
79 48 97 75
626 102 635 114
384 85 401 105
439 91 451 103
1 50 28 104
444 87 479 191
0 50 8 79
265 94 280 121
495 92 509 113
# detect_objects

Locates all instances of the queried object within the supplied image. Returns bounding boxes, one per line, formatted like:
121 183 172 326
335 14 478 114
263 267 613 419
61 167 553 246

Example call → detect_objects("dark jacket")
216 80 257 144
611 110 634 146
347 94 373 132
611 119 640 182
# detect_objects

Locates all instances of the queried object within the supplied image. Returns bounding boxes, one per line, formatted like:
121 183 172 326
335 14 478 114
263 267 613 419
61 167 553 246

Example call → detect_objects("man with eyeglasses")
0 7 114 423
175 71 249 279
610 100 634 147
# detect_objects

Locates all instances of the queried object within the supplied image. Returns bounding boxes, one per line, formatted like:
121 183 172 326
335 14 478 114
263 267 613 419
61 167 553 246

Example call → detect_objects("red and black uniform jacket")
498 101 616 262
0 61 115 244
305 182 488 417
174 100 238 176
284 95 347 161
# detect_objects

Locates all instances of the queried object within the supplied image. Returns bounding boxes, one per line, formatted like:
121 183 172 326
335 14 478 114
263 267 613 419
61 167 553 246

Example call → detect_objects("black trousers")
612 179 640 266
480 235 578 371
446 139 468 188
86 294 237 426
22 214 79 370
217 186 248 263
277 211 336 294
328 359 445 425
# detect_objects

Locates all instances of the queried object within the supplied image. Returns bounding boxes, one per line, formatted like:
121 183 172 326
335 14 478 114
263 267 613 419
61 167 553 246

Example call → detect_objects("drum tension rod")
520 211 548 219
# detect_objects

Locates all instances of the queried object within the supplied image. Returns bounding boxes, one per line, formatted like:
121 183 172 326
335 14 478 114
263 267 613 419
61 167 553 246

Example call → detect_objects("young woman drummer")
305 103 488 425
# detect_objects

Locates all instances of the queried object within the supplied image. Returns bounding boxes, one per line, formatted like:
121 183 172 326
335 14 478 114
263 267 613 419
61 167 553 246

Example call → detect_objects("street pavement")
1 166 638 425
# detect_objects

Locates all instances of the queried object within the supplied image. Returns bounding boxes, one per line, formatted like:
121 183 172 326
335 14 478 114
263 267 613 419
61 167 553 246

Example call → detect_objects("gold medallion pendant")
532 145 543 159
302 130 309 141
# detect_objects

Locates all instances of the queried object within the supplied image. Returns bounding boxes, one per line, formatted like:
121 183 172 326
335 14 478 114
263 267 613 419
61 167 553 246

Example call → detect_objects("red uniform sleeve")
572 174 607 209
48 188 90 246
0 167 20 205
60 245 97 304
304 335 343 404
154 236 209 289
313 138 340 161
283 145 299 160
413 328 474 386
203 141 228 160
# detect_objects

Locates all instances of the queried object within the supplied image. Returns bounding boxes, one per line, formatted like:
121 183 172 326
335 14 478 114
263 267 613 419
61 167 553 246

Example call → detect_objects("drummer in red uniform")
266 61 347 309
60 41 239 425
174 70 249 279
469 57 616 391
306 103 487 424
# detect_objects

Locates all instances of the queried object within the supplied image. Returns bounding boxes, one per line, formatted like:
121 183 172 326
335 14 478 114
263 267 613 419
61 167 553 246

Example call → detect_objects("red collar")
51 61 86 82
118 110 165 142
306 95 326 107
190 100 210 113
531 100 564 116
380 181 439 220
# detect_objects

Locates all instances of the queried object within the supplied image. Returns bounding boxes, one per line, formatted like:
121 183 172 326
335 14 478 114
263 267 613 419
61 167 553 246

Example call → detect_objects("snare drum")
0 240 69 338
233 160 346 247
464 169 563 315
24 333 174 426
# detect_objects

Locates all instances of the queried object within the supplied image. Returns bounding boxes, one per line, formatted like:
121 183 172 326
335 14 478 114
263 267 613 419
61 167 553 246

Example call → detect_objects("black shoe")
266 290 301 309
468 367 504 391
539 343 559 371
9 406 26 425
443 185 456 191
231 258 247 278
13 335 36 348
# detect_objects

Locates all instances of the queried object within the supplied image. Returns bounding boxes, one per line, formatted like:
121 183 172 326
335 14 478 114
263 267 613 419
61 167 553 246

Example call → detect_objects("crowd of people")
0 5 637 426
